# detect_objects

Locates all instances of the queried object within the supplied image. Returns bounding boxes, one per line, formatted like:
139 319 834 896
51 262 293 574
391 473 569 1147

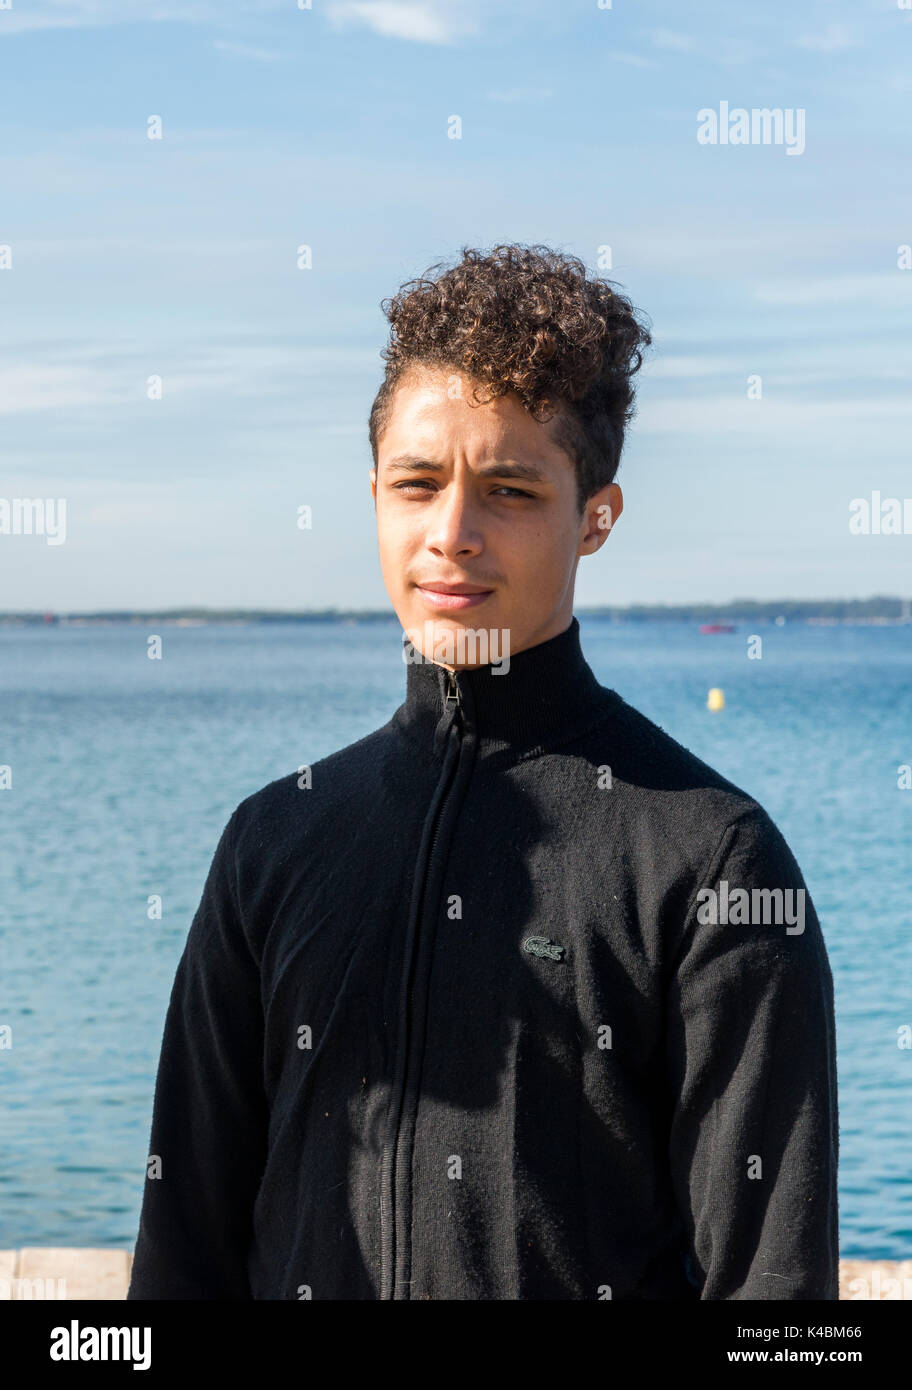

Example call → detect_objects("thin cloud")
486 87 553 103
650 28 698 53
753 275 908 307
212 39 287 62
0 343 381 415
0 365 124 415
0 0 228 36
607 51 660 69
638 393 912 438
794 24 856 53
643 354 746 380
648 26 759 65
325 2 475 44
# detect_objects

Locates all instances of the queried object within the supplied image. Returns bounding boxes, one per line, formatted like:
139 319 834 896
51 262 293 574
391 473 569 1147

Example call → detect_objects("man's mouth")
415 581 495 611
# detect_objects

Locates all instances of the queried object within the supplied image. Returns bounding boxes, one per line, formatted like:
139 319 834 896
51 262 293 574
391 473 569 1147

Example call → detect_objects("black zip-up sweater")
127 616 839 1300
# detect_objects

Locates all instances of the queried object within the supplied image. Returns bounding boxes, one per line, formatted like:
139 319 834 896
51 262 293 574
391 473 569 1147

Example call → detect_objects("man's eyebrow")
385 455 549 483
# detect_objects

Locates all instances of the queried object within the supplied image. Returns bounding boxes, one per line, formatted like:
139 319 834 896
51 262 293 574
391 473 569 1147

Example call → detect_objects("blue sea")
1 617 910 1259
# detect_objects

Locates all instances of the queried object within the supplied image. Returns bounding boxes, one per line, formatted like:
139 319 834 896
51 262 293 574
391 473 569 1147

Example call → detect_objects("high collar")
392 615 611 761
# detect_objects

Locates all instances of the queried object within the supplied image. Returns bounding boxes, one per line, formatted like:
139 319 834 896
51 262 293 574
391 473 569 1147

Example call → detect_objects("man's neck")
395 615 613 760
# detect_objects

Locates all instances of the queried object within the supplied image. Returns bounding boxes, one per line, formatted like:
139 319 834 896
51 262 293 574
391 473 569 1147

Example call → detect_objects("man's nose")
425 482 483 554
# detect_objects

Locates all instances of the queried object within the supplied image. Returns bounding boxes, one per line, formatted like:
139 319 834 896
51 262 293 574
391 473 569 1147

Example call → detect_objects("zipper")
379 667 465 1299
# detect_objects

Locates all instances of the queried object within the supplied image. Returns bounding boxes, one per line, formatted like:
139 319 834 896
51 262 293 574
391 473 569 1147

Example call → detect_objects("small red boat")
699 623 736 634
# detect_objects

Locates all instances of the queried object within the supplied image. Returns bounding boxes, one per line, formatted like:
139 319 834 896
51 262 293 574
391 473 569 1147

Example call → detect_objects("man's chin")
400 611 510 669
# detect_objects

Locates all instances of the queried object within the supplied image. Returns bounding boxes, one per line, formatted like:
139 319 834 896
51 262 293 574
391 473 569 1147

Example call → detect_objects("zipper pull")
445 669 462 711
433 668 462 757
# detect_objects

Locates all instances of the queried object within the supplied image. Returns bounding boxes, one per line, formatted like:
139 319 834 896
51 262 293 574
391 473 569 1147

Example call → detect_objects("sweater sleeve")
127 805 269 1299
664 806 839 1300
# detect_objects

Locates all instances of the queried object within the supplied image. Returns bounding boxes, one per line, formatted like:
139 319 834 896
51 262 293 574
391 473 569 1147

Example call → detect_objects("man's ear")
579 482 623 555
369 467 377 503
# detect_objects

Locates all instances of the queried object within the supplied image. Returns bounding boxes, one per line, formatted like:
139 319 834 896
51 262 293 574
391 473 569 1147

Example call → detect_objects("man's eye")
393 482 534 499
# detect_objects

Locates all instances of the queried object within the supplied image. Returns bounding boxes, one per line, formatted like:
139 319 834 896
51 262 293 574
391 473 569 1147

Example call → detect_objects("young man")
127 243 839 1301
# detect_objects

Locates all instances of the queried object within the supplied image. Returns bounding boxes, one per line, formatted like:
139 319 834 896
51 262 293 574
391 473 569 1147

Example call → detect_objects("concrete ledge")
0 1251 908 1299
837 1259 912 1300
1 1249 133 1300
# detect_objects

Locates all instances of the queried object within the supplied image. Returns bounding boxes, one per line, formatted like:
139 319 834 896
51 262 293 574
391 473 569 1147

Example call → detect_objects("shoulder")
597 693 816 916
206 722 397 953
226 720 395 859
593 687 785 860
600 688 759 802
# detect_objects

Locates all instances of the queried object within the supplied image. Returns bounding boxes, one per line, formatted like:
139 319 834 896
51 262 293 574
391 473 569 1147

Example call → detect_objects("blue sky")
2 0 910 611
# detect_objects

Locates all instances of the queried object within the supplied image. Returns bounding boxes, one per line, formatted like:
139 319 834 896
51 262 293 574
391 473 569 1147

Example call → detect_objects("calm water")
1 617 910 1259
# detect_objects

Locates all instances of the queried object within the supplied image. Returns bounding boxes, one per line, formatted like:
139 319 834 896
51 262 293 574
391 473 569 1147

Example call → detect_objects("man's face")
370 365 622 668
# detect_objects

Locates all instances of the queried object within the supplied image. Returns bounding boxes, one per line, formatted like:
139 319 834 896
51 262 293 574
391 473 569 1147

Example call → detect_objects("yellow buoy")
707 687 725 712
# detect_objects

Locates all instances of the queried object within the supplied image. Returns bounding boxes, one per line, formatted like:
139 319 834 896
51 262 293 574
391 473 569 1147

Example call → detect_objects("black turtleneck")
397 615 615 760
127 614 839 1302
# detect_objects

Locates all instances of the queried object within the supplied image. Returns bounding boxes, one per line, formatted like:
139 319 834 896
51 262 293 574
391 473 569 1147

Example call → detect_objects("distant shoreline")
1 598 911 627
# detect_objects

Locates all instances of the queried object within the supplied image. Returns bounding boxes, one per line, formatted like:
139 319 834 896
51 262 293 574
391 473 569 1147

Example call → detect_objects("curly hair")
368 243 652 512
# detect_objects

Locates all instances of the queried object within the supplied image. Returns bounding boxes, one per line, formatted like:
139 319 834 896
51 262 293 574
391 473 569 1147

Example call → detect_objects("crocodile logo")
522 935 566 962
